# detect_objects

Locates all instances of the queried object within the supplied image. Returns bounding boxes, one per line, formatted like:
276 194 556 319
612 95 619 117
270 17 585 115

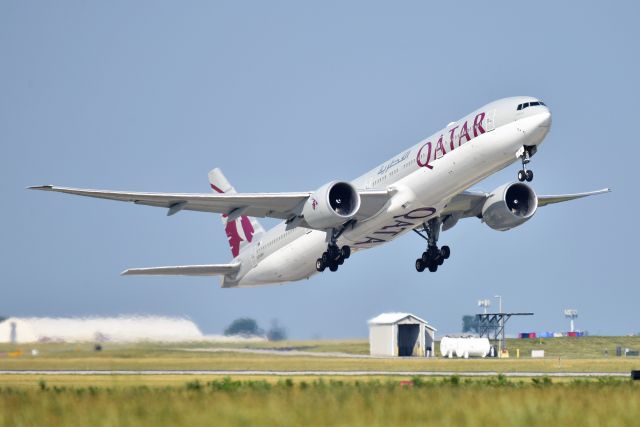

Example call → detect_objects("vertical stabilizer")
208 168 265 258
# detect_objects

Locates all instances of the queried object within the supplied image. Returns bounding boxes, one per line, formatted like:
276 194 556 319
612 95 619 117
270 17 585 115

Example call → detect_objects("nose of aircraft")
536 109 552 129
528 109 552 145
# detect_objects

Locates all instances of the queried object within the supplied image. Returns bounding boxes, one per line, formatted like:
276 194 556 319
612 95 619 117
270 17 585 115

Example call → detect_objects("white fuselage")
227 97 552 286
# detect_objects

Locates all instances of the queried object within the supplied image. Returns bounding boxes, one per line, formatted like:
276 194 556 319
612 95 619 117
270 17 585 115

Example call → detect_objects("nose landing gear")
414 218 450 273
517 145 537 182
517 169 533 182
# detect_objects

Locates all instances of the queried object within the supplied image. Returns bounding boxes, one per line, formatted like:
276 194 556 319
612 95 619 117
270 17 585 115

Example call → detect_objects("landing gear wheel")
413 218 452 273
318 226 352 273
517 145 537 182
440 246 450 259
341 246 351 259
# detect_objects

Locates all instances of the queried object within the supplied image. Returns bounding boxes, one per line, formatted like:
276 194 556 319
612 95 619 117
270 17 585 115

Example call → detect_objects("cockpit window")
517 100 546 110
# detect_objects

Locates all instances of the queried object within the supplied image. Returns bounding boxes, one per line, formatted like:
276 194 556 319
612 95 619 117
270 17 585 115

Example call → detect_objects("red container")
567 331 577 337
530 332 537 338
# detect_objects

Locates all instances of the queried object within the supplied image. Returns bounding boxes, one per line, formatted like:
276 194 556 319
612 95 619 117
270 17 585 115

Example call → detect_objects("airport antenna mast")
564 309 578 332
478 299 491 314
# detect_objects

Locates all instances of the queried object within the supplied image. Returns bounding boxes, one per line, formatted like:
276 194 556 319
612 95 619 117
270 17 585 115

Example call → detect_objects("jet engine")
302 181 361 229
482 182 538 231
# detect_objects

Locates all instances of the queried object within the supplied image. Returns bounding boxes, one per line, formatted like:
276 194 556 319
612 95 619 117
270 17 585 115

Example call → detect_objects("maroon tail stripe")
210 184 224 194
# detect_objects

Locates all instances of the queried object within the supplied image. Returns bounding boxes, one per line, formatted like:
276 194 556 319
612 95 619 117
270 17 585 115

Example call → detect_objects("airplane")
30 96 609 287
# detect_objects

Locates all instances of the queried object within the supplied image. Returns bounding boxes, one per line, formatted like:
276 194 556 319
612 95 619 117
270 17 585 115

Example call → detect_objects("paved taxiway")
0 370 631 377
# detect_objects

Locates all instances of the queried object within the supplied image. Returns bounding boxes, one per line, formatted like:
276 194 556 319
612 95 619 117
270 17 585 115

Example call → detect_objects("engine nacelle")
302 181 361 229
482 182 538 231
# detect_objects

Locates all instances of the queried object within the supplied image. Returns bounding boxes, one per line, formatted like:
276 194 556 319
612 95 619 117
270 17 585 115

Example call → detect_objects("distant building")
0 316 203 343
368 313 436 357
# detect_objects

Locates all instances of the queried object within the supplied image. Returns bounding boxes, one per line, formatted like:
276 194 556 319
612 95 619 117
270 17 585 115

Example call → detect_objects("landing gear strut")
316 227 351 273
414 218 450 273
517 145 537 182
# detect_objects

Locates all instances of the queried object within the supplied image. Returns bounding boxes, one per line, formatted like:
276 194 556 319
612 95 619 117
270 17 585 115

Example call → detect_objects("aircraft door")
251 243 260 267
485 109 496 132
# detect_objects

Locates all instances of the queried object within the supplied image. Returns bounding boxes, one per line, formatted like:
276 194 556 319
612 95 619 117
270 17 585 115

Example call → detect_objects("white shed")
368 313 437 357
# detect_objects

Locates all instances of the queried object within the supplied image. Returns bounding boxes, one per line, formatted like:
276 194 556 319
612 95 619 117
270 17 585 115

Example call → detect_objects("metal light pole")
494 295 503 354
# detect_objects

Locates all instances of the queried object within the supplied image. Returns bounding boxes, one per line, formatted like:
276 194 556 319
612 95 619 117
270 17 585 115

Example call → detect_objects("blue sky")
1 1 638 338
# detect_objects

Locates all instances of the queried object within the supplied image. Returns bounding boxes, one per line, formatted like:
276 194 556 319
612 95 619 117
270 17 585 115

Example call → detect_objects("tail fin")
208 168 265 258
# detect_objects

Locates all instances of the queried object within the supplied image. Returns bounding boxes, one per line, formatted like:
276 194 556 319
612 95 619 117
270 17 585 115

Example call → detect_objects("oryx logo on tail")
208 168 265 258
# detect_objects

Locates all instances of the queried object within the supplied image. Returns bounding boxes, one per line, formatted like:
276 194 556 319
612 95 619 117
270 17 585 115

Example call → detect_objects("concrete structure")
0 316 204 343
368 313 436 357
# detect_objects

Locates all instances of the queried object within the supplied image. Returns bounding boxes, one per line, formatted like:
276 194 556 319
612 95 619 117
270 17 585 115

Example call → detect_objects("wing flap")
121 263 241 276
355 189 392 219
441 190 487 218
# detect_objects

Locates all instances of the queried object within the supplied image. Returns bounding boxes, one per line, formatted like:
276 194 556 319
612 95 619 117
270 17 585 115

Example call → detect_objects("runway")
0 370 631 377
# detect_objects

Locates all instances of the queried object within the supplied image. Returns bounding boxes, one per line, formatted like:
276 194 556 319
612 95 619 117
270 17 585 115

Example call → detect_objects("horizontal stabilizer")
121 263 240 277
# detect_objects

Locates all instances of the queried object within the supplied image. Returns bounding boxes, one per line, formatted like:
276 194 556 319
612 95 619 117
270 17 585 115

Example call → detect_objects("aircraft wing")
536 189 611 207
28 185 391 224
121 263 240 276
440 187 610 226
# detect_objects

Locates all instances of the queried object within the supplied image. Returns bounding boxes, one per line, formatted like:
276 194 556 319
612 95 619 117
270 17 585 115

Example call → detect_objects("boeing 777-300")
30 97 609 287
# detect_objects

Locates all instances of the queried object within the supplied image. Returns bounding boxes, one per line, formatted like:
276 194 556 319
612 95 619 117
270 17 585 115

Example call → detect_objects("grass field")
1 336 639 373
1 377 639 427
2 338 640 426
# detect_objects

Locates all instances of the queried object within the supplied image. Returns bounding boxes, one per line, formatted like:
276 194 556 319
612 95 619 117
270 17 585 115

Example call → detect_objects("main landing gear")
517 145 537 182
316 227 351 273
414 218 450 273
315 244 350 272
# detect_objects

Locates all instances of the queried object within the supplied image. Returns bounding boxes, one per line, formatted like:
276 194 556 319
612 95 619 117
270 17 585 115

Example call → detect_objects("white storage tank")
439 336 457 358
439 336 490 358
